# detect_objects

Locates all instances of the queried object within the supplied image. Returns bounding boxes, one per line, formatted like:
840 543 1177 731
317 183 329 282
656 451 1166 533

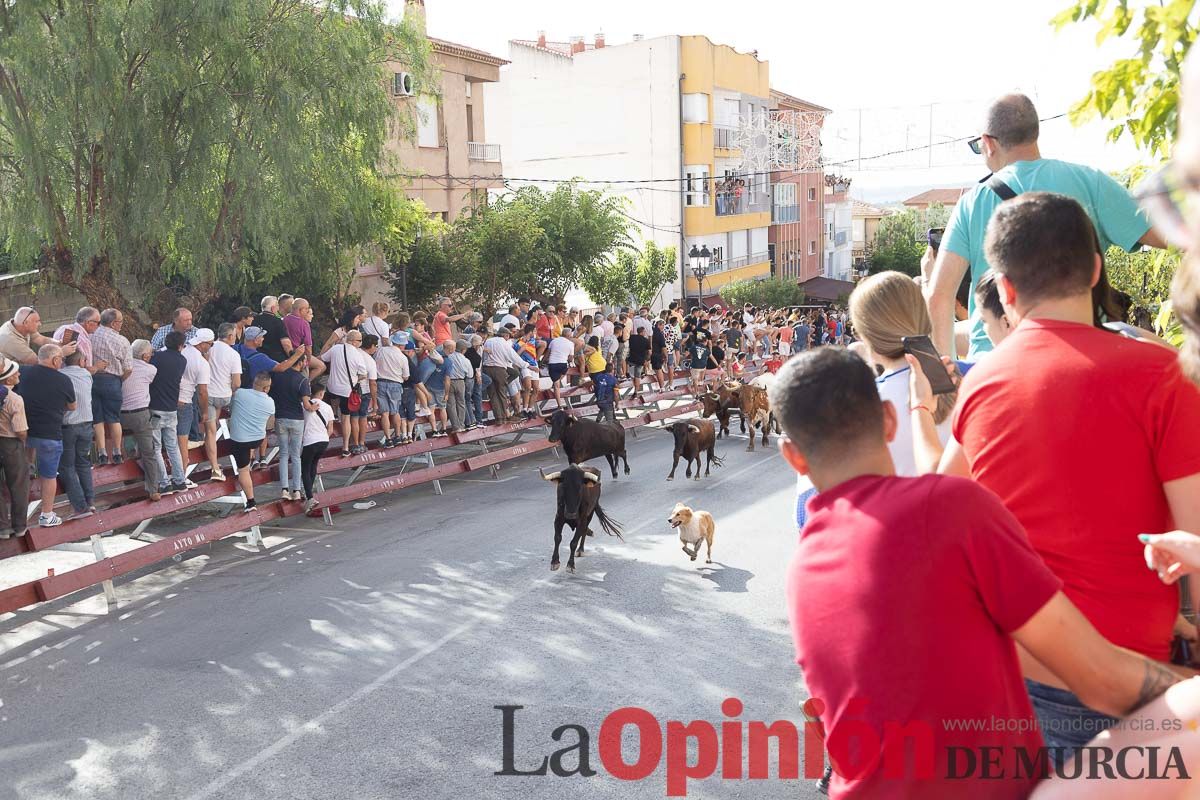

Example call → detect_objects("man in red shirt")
533 307 553 342
771 348 1181 798
934 193 1200 754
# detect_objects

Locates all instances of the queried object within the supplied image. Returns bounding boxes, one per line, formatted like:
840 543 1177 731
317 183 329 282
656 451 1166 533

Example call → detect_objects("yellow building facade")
679 36 772 296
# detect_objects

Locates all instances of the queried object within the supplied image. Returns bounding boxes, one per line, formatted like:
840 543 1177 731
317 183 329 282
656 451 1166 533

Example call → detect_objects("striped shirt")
90 324 133 377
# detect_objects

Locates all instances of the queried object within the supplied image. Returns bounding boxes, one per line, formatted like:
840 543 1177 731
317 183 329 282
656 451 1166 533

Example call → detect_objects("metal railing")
772 205 799 224
710 191 748 217
710 250 770 273
468 141 501 162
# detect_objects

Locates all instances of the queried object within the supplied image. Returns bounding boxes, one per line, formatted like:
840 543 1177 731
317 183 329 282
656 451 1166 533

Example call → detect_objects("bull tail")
593 504 625 541
710 452 725 470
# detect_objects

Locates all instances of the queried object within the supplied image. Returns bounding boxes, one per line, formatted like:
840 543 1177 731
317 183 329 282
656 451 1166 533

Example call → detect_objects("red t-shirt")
788 474 1059 799
953 319 1200 661
535 315 552 341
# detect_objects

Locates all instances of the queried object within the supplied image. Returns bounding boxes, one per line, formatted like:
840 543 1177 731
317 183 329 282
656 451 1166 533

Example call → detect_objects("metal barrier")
0 367 741 615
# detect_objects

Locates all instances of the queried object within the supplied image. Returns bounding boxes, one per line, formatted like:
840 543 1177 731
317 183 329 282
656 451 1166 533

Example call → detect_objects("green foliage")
1053 0 1198 159
1156 301 1186 345
718 278 806 309
1104 245 1181 307
383 182 637 313
866 205 947 277
0 0 433 330
580 241 678 308
380 195 455 311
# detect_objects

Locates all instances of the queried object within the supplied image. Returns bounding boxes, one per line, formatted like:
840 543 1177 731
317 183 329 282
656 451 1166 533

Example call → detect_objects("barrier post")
89 533 118 608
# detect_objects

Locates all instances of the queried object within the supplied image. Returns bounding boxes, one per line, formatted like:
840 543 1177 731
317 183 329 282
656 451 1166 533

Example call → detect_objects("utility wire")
403 112 1069 191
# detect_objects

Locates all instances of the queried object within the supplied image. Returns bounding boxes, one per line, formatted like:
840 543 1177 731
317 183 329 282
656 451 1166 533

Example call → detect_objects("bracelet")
911 404 934 415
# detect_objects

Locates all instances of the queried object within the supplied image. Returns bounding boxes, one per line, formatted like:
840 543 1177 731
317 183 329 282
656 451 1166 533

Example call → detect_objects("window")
465 81 472 99
417 95 439 148
711 245 725 268
750 227 768 255
682 93 709 124
809 240 817 255
774 183 797 207
684 165 710 206
808 187 817 202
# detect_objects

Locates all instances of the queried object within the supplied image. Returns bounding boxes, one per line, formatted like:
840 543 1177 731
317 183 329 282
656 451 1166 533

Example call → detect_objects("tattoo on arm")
1132 659 1183 712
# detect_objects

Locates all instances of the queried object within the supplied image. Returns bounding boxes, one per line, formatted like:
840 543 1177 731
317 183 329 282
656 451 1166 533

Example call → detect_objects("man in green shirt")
926 93 1165 359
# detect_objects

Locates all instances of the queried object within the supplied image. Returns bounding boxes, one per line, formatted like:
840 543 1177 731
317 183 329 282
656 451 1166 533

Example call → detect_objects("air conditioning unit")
393 71 414 97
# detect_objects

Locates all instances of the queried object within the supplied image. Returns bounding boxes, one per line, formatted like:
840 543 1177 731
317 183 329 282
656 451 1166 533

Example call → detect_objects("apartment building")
768 89 828 284
824 174 854 281
852 200 891 269
485 32 773 306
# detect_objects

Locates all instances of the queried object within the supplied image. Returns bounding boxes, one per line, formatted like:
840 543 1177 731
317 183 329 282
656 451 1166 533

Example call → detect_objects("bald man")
925 92 1166 360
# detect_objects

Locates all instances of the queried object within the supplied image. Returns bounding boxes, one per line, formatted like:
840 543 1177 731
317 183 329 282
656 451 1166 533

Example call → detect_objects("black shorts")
548 362 569 382
651 354 665 371
328 392 356 416
230 439 264 469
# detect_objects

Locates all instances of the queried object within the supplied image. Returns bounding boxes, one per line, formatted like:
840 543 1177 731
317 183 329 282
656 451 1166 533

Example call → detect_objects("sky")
390 0 1153 203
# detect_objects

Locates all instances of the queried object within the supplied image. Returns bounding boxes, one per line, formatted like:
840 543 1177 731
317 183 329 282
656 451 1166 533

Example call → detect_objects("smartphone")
901 335 956 395
927 227 945 251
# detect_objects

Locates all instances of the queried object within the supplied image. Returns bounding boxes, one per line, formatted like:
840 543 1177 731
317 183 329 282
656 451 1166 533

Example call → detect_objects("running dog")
668 502 716 564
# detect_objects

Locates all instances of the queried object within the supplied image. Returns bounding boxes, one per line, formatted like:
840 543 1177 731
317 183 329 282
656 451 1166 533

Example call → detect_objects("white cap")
193 327 215 343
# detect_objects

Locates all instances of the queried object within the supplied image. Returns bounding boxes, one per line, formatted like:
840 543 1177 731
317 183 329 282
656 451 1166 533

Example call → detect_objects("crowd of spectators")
0 285 841 533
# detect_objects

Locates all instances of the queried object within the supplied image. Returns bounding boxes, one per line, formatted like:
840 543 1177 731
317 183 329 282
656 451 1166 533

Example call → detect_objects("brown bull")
735 384 772 452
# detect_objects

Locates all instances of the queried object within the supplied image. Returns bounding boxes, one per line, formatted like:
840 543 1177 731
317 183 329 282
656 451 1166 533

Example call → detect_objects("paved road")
0 424 823 800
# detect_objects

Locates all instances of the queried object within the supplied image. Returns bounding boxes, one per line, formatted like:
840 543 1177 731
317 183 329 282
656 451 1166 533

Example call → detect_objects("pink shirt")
282 314 313 350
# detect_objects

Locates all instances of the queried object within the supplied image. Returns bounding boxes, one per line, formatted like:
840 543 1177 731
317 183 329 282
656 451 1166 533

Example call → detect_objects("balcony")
711 250 771 273
468 142 501 162
772 204 799 224
715 190 762 217
714 125 737 150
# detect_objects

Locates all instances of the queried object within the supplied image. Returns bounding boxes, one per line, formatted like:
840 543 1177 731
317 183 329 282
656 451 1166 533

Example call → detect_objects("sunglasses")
1134 162 1200 250
967 136 985 155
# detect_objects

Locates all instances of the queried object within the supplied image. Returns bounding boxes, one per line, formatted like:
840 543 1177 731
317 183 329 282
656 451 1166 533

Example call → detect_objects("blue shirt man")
928 93 1163 359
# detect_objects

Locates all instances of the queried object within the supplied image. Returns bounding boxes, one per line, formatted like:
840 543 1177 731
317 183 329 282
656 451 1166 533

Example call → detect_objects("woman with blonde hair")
849 271 957 476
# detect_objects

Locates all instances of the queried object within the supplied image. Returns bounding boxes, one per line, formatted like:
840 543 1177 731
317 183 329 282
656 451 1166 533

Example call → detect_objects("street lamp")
689 244 711 307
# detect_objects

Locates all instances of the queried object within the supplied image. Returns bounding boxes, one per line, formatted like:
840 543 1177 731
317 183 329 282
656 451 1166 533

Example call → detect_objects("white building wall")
823 198 854 281
484 36 684 307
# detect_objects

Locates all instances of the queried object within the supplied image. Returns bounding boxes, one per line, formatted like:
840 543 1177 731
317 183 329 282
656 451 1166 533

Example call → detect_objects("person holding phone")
848 271 958 477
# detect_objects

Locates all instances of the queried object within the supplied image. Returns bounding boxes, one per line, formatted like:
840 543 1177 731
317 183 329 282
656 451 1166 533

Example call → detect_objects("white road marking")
185 619 478 800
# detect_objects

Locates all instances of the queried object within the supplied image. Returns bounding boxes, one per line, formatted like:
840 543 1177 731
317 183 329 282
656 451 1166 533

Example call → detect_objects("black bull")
546 409 631 479
543 465 624 572
666 418 723 480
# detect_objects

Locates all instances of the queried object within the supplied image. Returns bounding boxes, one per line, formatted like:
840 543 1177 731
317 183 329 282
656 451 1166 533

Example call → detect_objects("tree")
517 182 636 306
1053 0 1198 160
864 204 948 278
580 241 677 309
718 278 806 309
381 195 455 311
0 0 433 335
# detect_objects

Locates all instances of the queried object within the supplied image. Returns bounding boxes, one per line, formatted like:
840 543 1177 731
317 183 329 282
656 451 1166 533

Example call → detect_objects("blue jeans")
275 418 305 491
149 409 185 487
1025 679 1119 767
465 376 482 426
58 422 95 513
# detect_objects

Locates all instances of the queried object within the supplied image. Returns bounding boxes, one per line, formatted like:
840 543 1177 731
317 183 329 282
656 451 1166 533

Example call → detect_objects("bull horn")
582 472 600 484
687 425 700 433
542 470 562 482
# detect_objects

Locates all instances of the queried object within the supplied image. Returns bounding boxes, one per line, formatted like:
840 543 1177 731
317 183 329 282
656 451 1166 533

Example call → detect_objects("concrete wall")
484 36 684 305
0 271 88 332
